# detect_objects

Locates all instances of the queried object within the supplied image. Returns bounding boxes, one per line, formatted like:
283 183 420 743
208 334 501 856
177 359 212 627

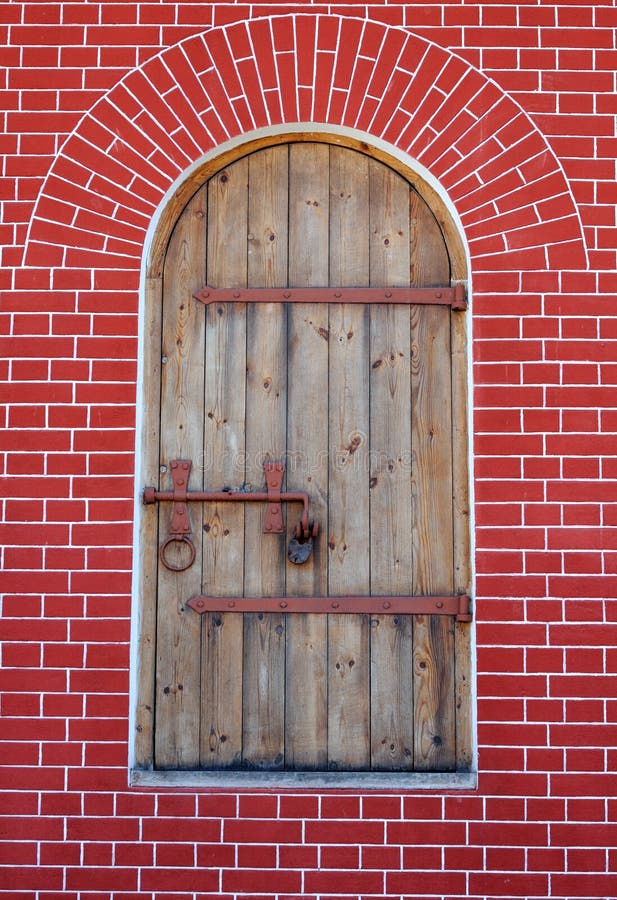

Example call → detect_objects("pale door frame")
130 129 475 789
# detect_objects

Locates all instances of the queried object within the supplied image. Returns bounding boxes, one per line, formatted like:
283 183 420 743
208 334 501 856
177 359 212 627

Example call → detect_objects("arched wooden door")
139 140 471 780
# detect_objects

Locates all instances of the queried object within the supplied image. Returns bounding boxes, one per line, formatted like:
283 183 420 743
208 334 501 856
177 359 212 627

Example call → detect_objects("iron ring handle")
160 534 196 572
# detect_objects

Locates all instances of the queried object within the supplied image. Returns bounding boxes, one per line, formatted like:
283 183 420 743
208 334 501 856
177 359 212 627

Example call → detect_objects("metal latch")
144 459 318 572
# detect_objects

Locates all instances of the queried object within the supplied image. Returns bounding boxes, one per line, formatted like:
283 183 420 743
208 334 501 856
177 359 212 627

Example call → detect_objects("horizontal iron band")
193 284 467 310
144 488 308 506
187 594 472 622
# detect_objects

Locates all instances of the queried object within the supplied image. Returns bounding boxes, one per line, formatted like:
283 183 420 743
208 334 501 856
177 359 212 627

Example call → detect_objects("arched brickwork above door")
24 14 587 280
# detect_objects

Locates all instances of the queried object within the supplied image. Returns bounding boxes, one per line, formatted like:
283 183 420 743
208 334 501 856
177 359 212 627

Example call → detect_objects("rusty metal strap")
187 594 472 622
144 460 317 571
144 460 311 537
193 284 467 310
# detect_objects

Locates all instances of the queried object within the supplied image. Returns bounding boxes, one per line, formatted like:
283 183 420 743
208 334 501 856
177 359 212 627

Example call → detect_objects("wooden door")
147 141 471 775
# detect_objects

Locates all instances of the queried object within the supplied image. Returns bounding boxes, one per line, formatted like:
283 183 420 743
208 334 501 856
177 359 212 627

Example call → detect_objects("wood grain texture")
368 304 415 770
201 611 243 768
285 143 329 769
242 146 288 768
327 146 371 769
146 139 471 777
200 160 248 768
155 188 207 768
147 132 466 282
135 276 164 768
409 189 450 287
411 304 456 771
368 161 414 770
370 615 414 770
451 308 473 771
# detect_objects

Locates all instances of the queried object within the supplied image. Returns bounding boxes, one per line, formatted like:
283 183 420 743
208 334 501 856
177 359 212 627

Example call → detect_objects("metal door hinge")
187 593 472 621
193 283 467 310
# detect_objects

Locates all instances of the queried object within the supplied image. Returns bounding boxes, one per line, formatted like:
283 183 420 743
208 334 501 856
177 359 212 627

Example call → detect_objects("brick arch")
25 13 587 275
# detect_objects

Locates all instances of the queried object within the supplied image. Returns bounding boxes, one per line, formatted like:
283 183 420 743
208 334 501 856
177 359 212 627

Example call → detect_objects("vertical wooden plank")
368 303 415 770
242 145 288 769
409 189 450 288
451 306 473 771
411 304 456 771
200 157 248 768
285 142 329 769
155 187 207 768
327 146 371 770
368 161 415 770
135 276 163 768
410 183 458 770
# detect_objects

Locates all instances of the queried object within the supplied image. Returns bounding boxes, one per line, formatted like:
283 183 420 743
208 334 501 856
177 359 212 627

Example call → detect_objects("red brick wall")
2 4 616 898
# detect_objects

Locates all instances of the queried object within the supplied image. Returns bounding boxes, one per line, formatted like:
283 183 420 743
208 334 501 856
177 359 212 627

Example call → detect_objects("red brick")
388 870 466 894
526 647 564 674
42 743 84 767
388 821 464 846
527 797 565 823
362 845 401 870
567 847 606 872
237 794 278 819
278 843 319 869
40 840 82 866
155 843 195 868
83 841 115 867
551 773 617 796
0 792 38 815
319 844 359 869
195 842 235 868
66 867 138 892
526 699 564 724
554 873 617 897
66 817 139 843
360 796 401 820
140 817 223 844
485 846 525 870
0 765 65 790
401 844 442 870
479 721 547 746
552 822 617 847
305 869 383 894
0 815 64 841
567 797 606 820
68 669 128 693
196 793 237 819
478 646 524 672
305 820 384 845
470 871 548 896
2 867 64 891
566 699 605 722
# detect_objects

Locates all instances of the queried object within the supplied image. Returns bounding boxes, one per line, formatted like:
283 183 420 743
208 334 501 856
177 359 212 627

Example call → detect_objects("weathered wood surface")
146 132 463 281
451 306 473 771
285 143 329 769
155 187 206 768
368 160 415 770
201 160 248 768
242 146 288 769
135 276 164 768
327 146 371 769
149 141 469 774
411 305 456 770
